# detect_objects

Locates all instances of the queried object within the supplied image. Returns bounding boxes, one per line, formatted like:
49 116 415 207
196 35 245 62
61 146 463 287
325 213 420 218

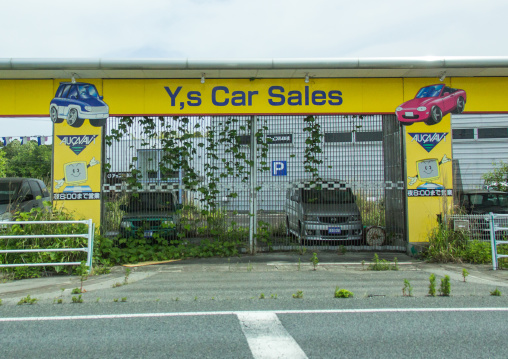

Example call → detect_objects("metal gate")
101 114 406 252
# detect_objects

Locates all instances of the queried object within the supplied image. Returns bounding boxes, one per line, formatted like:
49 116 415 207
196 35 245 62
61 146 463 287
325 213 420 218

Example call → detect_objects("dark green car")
119 192 181 242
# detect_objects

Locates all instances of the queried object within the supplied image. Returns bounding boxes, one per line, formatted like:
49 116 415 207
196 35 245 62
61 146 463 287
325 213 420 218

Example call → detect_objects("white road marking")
267 262 415 266
237 312 307 359
2 307 508 322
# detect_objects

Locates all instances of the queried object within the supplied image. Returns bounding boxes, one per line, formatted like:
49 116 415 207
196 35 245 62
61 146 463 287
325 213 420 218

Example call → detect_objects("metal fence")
447 213 508 270
102 115 406 252
446 214 508 242
0 219 94 272
487 213 508 270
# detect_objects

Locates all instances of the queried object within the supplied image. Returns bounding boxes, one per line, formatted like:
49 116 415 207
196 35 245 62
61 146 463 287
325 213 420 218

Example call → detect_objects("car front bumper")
396 110 429 122
301 222 363 241
84 112 109 119
120 227 178 240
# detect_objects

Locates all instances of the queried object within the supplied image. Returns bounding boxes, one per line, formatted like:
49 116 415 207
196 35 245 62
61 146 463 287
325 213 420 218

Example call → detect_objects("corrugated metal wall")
452 114 508 189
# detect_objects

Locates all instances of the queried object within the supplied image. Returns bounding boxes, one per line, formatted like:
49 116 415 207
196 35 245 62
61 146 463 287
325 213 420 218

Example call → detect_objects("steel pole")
249 116 258 254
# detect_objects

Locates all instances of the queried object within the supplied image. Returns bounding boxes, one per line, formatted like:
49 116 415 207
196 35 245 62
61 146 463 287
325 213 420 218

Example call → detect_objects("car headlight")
120 221 132 229
303 215 318 221
349 215 361 222
396 107 403 112
0 212 13 222
417 106 427 111
84 106 92 111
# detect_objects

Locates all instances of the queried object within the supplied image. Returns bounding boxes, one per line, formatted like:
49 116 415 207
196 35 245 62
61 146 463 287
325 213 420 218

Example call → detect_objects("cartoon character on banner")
55 157 100 193
407 154 451 190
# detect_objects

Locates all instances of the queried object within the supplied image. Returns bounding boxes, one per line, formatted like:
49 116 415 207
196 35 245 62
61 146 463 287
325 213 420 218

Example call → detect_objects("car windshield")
415 85 444 98
77 85 99 99
126 193 176 213
0 182 21 205
301 188 355 204
469 193 508 209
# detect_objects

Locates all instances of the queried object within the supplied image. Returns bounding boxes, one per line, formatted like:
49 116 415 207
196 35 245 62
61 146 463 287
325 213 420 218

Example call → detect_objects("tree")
0 148 6 177
1 140 52 181
482 161 508 191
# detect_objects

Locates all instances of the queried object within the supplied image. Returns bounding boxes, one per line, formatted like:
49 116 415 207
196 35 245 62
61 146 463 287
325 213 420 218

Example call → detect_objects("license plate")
405 112 414 117
144 230 154 238
328 227 341 234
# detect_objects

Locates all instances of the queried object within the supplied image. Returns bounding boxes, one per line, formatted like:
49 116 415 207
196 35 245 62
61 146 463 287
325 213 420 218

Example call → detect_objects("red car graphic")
395 84 466 126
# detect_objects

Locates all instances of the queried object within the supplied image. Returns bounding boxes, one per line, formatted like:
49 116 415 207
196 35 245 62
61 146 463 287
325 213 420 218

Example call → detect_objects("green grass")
17 295 38 305
368 254 398 271
334 287 354 298
292 290 303 299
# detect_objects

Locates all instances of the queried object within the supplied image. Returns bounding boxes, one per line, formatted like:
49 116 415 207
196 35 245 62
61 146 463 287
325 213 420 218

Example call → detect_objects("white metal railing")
486 213 508 270
0 219 94 272
447 213 508 270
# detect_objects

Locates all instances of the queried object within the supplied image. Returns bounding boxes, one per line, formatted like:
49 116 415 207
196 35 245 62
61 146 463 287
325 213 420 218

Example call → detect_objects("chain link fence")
101 114 406 253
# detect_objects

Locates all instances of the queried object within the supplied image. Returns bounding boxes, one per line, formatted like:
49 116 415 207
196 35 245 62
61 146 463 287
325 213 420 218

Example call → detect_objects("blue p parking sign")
272 161 287 176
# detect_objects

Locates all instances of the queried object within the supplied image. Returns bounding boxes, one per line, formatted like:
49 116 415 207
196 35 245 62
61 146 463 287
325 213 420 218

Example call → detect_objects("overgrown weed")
368 254 398 271
424 223 491 264
334 287 354 298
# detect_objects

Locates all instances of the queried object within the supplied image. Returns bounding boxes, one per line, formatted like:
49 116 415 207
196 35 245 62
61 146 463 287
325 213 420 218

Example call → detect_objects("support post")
489 212 498 270
249 116 258 254
87 219 93 272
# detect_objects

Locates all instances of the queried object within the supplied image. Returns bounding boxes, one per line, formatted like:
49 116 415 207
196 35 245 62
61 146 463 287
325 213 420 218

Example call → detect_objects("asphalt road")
2 306 508 358
2 253 508 358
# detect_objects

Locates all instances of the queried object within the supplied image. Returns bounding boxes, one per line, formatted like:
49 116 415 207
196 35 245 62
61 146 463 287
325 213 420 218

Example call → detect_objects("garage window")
324 132 352 143
478 128 508 139
452 129 474 139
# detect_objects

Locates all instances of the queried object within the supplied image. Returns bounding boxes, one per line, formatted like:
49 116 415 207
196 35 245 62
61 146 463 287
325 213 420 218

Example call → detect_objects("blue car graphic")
50 82 109 127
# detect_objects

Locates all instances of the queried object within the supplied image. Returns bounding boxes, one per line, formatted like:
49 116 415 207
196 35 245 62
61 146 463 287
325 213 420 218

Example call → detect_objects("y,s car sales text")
164 86 343 109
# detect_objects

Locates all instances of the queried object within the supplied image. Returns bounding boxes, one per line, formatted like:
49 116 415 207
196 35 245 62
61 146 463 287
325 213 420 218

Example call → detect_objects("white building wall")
452 114 508 190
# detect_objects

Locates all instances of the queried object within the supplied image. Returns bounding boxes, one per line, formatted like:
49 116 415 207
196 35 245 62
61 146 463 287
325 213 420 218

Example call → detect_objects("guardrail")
0 219 94 273
486 213 508 270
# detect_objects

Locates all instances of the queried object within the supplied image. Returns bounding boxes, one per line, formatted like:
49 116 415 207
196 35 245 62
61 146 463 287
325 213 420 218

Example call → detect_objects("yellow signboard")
104 78 404 115
2 76 508 245
2 77 508 117
52 121 102 226
404 115 453 243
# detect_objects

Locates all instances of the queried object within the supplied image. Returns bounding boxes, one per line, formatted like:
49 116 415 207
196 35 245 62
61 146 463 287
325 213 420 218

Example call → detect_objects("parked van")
285 180 363 243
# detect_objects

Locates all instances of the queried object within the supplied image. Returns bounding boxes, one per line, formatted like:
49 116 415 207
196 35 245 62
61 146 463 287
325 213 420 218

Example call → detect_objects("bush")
424 223 491 264
1 202 244 276
0 204 91 279
356 194 385 227
96 235 241 266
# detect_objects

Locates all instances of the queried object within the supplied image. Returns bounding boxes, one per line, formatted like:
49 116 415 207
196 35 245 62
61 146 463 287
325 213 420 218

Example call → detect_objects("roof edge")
2 56 508 70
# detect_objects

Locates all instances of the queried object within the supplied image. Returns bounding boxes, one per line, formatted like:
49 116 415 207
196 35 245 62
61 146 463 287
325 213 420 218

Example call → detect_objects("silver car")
285 180 363 243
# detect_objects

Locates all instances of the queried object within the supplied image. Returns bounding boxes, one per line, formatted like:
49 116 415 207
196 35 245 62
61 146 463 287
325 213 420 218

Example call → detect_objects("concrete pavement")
1 251 508 305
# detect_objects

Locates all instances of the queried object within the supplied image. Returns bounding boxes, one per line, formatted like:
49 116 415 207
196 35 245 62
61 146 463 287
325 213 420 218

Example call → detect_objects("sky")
1 0 507 138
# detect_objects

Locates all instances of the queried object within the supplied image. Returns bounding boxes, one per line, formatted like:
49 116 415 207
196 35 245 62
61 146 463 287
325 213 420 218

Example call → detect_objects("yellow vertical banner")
52 121 102 226
405 115 453 244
